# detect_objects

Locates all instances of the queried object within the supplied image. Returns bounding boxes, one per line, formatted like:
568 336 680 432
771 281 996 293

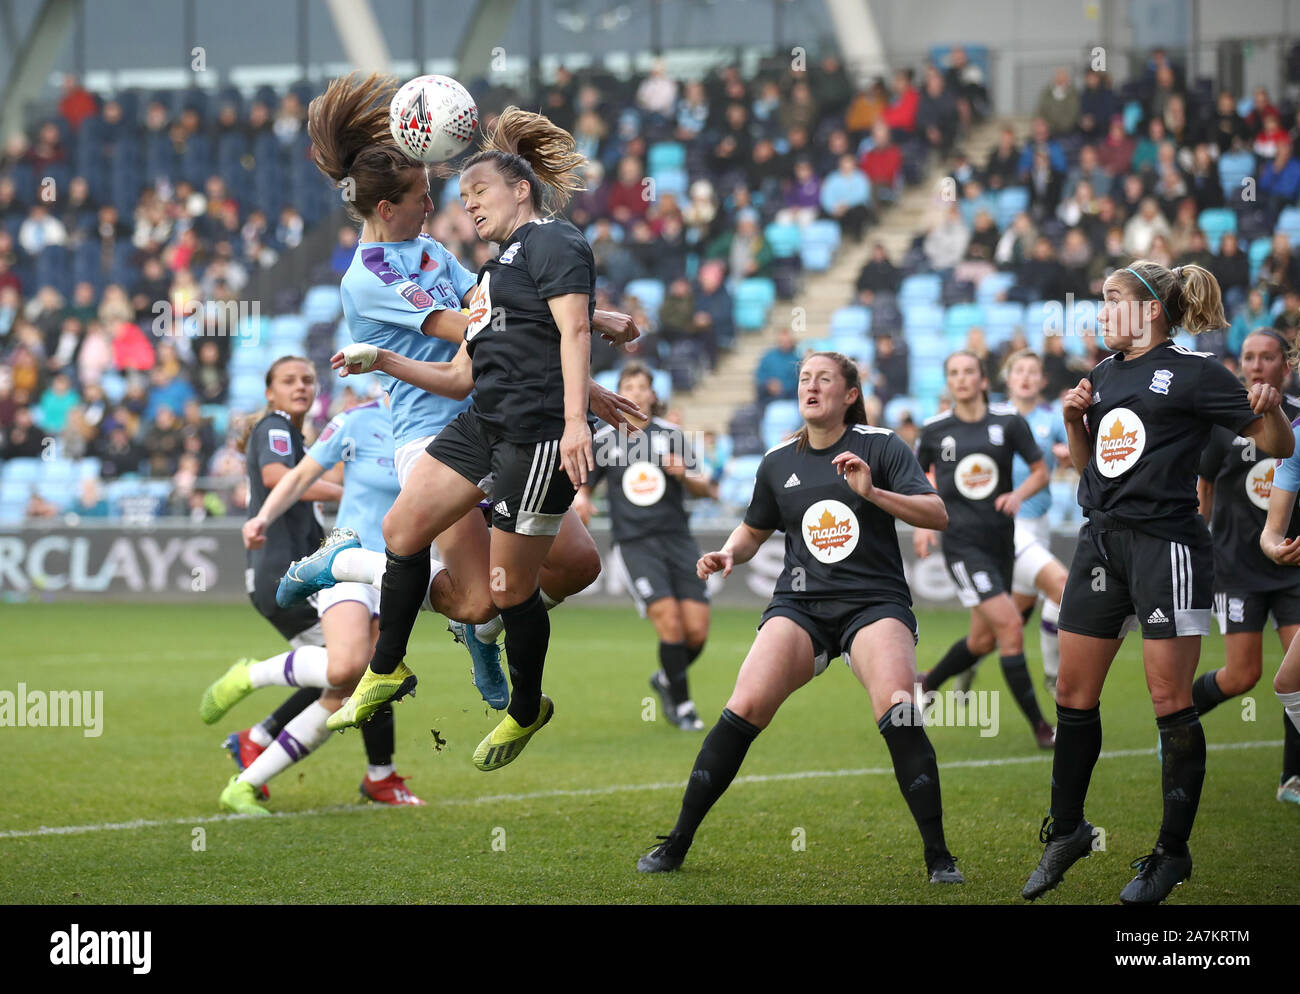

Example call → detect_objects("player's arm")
420 307 470 344
548 292 594 486
592 309 641 347
245 455 336 549
332 341 474 400
910 466 943 555
1197 477 1214 523
832 450 947 530
1239 383 1296 458
1062 377 1093 473
698 522 772 579
998 458 1049 516
1261 480 1300 565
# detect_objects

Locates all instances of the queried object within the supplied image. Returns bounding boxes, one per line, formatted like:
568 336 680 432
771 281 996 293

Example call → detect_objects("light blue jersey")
1014 401 1067 520
340 234 478 446
307 400 399 552
1272 420 1300 493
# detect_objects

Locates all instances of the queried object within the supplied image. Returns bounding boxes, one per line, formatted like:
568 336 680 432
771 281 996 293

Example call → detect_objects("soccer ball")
389 74 478 164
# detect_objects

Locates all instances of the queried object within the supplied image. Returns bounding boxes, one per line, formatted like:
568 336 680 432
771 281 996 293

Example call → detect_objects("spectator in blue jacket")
819 154 872 242
1260 143 1300 223
1227 289 1274 356
1016 117 1067 176
755 327 800 407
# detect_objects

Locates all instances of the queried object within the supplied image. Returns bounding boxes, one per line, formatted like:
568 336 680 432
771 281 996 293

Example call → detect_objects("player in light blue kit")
206 396 428 813
1257 415 1300 805
277 72 640 717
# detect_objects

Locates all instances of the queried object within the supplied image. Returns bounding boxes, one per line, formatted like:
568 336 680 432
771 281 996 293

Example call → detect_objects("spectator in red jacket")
58 75 98 132
607 155 650 225
859 121 902 198
110 320 155 373
882 68 919 138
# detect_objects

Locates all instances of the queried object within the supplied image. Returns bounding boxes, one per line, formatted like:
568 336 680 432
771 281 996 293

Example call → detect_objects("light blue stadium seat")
2 458 42 484
829 335 873 364
651 168 688 200
100 371 127 404
1197 208 1237 252
761 400 801 449
1218 151 1255 202
944 302 986 338
996 187 1029 228
909 332 948 361
977 271 1016 302
829 306 871 337
899 273 942 306
624 278 666 321
585 221 625 243
40 460 78 485
734 278 776 331
1248 237 1272 281
799 219 841 271
647 142 686 173
270 315 308 350
1278 207 1300 248
903 303 944 334
302 285 342 323
0 503 25 526
764 221 802 259
594 369 620 393
0 480 33 504
77 458 102 480
719 455 763 507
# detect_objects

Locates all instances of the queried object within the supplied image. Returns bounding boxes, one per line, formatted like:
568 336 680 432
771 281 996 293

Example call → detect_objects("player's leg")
846 612 962 883
646 596 692 727
679 597 712 720
1274 623 1300 804
328 449 487 730
923 608 994 691
474 507 601 642
637 615 817 872
471 527 560 770
1031 557 1067 694
973 591 1051 741
220 601 373 815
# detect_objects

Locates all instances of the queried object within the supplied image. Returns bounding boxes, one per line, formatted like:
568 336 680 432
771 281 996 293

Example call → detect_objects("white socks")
475 589 560 642
239 702 333 788
248 645 334 689
334 547 386 586
1279 689 1300 736
1040 599 1061 693
249 724 273 747
367 763 395 781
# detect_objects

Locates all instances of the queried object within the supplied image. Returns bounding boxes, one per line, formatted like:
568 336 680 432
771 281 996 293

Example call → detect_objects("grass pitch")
1 601 1296 905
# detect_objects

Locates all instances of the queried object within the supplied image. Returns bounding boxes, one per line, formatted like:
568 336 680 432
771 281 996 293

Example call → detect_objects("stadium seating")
733 277 777 331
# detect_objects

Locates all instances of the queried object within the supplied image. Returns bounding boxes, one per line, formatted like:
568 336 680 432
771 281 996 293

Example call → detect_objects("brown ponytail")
234 355 314 453
307 72 423 223
461 107 586 213
794 351 867 452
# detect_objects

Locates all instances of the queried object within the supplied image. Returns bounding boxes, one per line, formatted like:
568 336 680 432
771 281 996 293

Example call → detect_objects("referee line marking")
0 739 1281 841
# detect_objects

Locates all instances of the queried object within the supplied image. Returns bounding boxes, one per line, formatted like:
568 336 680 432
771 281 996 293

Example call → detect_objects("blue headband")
1123 267 1171 323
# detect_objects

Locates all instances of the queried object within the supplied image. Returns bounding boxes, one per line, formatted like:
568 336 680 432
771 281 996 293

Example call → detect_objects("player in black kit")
914 350 1054 747
573 363 716 731
329 108 612 772
1197 330 1300 797
1022 261 1294 905
636 352 965 884
223 356 412 804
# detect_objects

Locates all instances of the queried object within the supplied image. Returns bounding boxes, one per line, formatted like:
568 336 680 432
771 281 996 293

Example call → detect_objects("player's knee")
1148 686 1191 715
968 631 996 655
381 512 422 556
1222 659 1262 695
327 651 368 689
569 542 602 589
724 695 771 730
1275 670 1300 695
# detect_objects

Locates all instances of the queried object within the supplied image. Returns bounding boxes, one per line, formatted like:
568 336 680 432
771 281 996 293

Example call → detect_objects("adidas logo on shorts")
494 501 509 516
784 474 801 488
1147 607 1169 624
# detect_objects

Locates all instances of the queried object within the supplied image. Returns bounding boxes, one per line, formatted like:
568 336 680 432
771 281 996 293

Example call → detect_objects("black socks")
361 702 395 766
1156 707 1205 857
1191 669 1228 716
503 589 549 728
1284 712 1300 782
660 641 691 700
878 702 950 868
1050 704 1103 835
927 638 979 689
371 547 431 675
1000 652 1046 727
669 708 760 851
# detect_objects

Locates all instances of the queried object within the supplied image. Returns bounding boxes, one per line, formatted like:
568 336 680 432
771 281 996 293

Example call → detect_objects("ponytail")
460 107 586 213
1113 259 1226 335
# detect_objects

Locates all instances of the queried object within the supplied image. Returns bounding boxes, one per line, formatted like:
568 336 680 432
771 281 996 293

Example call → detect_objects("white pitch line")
0 739 1281 841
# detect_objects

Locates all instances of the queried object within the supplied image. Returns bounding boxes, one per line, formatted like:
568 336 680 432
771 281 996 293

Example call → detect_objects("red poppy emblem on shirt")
420 252 439 271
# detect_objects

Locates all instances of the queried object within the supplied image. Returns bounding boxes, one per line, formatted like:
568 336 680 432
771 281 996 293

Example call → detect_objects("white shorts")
395 433 438 489
288 619 325 648
1012 518 1056 597
317 581 381 619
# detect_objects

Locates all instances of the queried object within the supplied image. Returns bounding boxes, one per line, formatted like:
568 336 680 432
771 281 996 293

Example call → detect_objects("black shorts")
758 595 918 677
610 533 708 615
247 567 322 644
428 408 576 537
942 540 1015 609
1213 584 1300 635
1059 522 1213 640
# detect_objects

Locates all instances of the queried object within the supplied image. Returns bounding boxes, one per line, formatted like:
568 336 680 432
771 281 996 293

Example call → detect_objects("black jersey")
463 218 596 443
245 411 324 581
1199 395 1300 591
1078 340 1260 543
915 403 1042 554
589 417 694 543
744 424 936 605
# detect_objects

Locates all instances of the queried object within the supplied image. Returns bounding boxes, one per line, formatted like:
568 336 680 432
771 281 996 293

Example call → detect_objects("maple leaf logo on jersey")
1254 464 1274 499
629 467 658 496
806 507 855 553
1098 417 1140 465
960 460 994 491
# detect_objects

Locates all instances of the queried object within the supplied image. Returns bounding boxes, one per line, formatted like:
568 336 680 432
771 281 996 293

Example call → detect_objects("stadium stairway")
676 115 1029 437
